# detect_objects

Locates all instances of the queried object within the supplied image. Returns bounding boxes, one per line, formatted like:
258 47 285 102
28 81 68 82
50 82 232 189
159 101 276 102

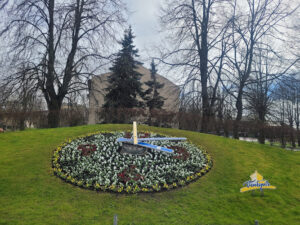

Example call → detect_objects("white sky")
126 0 162 54
125 0 182 83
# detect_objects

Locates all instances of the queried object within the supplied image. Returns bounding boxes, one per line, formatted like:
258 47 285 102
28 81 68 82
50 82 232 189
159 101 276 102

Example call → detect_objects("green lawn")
0 124 299 225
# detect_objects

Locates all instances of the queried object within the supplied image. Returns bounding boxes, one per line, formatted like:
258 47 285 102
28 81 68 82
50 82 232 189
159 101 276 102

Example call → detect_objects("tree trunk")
47 99 62 128
19 108 26 131
297 130 300 147
19 117 25 131
234 90 243 139
201 112 209 133
191 0 210 133
257 111 266 144
290 126 296 148
48 109 60 128
280 123 286 148
258 121 265 144
200 38 210 133
19 96 28 131
296 123 300 147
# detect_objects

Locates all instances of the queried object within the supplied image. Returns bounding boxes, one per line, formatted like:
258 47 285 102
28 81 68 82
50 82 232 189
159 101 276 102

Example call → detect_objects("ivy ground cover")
52 132 212 193
0 124 299 224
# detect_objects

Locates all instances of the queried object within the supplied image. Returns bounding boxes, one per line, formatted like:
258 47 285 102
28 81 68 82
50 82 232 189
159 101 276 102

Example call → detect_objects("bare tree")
288 6 300 147
0 0 126 127
278 98 286 147
227 0 297 139
274 75 300 148
245 48 280 144
16 66 39 130
295 86 300 146
286 99 296 148
284 77 300 148
159 0 232 132
0 64 44 130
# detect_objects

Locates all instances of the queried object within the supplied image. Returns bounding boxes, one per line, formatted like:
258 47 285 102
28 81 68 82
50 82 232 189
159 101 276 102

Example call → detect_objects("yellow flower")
132 185 140 193
117 186 123 192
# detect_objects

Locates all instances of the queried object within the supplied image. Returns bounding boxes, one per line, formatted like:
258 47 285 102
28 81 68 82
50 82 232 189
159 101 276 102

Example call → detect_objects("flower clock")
52 131 212 193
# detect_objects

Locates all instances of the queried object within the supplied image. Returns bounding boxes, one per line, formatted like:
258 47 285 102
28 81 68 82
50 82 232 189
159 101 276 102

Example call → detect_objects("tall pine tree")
144 59 165 125
103 27 144 121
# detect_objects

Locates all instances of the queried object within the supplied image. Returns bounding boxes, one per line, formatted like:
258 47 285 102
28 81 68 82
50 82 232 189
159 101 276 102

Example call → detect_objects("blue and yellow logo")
240 170 276 193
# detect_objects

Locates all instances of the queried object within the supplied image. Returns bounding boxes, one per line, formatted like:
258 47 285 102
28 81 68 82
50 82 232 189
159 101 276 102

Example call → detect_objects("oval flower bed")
52 131 212 193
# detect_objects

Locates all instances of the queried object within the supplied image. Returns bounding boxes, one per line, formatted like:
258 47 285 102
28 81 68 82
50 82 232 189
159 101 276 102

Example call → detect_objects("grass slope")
0 124 299 225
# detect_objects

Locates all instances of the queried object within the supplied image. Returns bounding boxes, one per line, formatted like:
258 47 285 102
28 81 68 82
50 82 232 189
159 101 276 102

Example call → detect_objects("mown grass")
0 124 299 225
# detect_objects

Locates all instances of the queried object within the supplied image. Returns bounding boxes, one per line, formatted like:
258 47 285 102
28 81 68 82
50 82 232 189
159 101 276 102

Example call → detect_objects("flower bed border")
52 130 213 194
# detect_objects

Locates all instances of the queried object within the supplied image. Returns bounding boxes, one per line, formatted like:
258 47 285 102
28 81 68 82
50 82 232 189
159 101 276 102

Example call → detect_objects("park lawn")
0 124 299 225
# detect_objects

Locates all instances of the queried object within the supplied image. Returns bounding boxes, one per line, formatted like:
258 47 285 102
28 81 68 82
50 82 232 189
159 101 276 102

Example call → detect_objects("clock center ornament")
117 122 187 155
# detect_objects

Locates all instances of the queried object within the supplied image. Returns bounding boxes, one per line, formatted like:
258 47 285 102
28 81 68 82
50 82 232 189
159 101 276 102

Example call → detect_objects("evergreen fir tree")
144 59 165 124
104 27 144 111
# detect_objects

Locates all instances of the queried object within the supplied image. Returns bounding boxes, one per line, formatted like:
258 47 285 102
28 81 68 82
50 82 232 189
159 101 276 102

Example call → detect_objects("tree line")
0 0 299 148
158 0 299 145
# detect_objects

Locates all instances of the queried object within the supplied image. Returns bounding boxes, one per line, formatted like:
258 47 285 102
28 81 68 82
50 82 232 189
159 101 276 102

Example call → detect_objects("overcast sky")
124 0 182 83
126 0 163 60
125 0 163 48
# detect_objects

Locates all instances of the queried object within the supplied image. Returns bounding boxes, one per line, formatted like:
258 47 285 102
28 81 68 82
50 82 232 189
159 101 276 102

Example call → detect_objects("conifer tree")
103 27 144 115
144 60 165 125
